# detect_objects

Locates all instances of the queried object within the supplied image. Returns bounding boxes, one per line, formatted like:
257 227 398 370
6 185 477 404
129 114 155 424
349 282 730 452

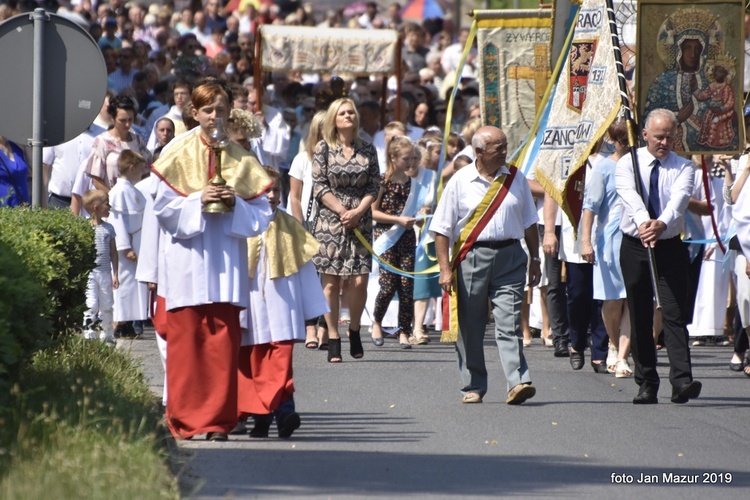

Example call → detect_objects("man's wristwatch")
531 257 541 262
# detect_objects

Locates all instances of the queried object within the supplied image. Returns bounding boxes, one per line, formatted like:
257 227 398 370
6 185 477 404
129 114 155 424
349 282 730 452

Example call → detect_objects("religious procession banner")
532 0 621 227
512 0 581 170
636 0 745 155
475 9 553 154
259 25 399 75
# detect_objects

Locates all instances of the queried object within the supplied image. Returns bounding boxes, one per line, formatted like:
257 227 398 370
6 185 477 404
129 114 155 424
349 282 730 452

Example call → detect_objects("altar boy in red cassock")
237 167 329 439
151 81 273 441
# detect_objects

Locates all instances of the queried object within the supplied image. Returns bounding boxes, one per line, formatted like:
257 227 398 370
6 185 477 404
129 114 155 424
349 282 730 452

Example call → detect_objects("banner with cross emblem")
475 9 553 154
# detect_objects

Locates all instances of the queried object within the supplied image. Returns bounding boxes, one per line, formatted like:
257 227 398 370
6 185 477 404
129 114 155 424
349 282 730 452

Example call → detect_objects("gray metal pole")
30 8 48 208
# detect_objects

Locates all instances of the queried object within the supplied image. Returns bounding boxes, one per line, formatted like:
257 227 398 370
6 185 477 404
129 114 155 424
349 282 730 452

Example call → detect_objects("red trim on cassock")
237 341 295 416
164 303 242 439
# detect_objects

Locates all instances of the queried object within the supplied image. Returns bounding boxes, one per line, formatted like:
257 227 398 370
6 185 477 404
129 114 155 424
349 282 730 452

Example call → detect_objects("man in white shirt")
148 80 192 151
248 87 291 172
43 124 101 209
107 46 137 94
615 108 701 405
431 126 540 406
441 28 475 75
358 2 381 29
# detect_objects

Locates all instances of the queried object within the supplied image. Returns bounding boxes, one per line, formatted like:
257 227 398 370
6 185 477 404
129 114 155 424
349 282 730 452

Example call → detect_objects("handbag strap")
306 141 329 220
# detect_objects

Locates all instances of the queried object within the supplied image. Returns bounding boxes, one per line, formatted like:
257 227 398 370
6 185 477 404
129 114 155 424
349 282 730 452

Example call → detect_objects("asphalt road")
124 326 750 499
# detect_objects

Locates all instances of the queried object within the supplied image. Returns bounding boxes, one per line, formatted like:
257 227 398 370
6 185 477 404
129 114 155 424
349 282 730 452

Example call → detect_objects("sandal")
305 339 319 349
744 365 750 378
412 329 430 345
615 359 633 378
349 328 364 359
606 346 618 373
327 338 342 363
506 383 536 405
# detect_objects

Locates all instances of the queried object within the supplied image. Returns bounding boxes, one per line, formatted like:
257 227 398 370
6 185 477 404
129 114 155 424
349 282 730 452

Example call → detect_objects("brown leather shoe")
506 384 536 405
461 392 483 404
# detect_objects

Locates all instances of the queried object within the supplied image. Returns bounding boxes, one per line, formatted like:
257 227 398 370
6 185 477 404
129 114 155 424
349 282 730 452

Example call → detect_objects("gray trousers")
455 242 532 395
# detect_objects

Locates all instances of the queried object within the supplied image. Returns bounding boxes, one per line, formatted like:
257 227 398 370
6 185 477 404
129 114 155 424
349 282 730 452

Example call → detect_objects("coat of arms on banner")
568 40 598 111
528 0 620 227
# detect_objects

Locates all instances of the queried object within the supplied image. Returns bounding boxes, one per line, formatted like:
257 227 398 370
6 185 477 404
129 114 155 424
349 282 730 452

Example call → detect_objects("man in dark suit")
615 108 702 405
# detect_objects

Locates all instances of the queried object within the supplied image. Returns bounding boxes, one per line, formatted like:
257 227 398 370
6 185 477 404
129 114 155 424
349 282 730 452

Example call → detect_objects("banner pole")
605 0 662 310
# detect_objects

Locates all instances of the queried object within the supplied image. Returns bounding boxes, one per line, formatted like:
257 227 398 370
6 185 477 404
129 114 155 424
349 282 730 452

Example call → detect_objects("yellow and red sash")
441 165 518 342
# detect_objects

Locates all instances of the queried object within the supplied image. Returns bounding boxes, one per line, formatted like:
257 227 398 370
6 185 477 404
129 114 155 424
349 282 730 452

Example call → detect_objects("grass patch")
0 336 179 499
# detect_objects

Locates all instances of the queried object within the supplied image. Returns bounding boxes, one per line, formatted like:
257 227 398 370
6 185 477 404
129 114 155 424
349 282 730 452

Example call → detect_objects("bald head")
473 126 508 174
472 126 506 151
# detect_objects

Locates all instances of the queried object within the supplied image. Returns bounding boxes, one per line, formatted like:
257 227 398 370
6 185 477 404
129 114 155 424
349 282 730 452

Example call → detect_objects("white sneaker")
691 339 706 347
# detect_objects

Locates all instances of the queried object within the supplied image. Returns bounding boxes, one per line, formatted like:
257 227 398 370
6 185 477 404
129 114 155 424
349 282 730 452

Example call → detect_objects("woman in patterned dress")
86 95 152 192
312 98 381 363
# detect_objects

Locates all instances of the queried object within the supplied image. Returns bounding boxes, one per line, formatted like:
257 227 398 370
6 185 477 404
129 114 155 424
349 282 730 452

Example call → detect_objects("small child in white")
82 189 119 344
238 166 329 438
109 150 149 339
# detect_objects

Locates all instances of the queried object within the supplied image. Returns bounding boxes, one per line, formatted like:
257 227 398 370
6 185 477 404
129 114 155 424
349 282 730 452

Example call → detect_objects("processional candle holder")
203 117 232 213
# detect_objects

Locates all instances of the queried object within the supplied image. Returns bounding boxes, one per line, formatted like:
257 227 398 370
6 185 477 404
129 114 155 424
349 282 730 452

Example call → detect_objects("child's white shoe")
100 332 116 346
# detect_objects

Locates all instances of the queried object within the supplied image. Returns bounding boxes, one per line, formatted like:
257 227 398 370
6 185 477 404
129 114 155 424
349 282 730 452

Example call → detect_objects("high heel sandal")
349 328 364 359
327 338 342 363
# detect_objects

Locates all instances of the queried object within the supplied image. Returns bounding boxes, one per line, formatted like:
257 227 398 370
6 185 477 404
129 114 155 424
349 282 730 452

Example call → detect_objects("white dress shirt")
430 162 538 244
43 126 99 197
615 147 694 239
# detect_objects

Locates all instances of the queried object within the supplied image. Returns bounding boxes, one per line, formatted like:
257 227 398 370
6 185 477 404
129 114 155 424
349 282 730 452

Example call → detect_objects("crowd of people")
2 0 749 441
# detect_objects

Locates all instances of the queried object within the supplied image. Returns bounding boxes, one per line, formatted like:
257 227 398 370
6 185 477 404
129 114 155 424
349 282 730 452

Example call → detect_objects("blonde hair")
227 108 263 140
117 150 146 175
384 121 407 137
385 136 415 182
322 98 361 149
82 189 108 213
461 117 482 146
305 111 327 161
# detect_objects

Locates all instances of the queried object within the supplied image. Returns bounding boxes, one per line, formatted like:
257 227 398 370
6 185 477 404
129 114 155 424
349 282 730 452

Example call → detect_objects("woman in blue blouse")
0 134 30 207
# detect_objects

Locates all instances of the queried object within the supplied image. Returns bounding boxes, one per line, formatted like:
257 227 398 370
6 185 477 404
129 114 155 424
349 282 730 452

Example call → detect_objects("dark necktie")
647 159 661 219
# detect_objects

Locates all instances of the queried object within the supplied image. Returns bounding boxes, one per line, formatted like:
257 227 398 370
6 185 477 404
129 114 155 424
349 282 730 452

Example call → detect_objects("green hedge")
0 336 179 498
0 207 95 336
0 240 50 408
0 207 96 409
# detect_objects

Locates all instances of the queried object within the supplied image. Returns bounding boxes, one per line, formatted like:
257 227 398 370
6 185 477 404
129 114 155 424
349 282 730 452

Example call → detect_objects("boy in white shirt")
109 150 149 339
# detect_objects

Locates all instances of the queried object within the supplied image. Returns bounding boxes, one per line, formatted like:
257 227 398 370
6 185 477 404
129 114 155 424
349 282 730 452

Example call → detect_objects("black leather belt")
473 239 518 249
49 192 72 203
